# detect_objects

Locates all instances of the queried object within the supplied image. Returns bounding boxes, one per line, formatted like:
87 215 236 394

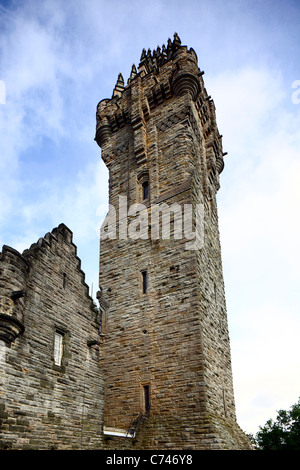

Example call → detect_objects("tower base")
103 413 252 450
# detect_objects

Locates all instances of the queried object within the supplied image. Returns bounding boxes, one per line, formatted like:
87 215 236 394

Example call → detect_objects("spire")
130 64 137 79
137 34 184 76
112 73 125 98
128 64 137 83
161 44 168 62
173 32 181 46
140 48 147 62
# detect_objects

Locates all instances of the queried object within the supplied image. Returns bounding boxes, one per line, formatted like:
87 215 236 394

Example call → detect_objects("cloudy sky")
0 0 299 436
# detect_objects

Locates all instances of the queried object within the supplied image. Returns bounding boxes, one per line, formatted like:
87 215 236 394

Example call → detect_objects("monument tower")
95 34 251 450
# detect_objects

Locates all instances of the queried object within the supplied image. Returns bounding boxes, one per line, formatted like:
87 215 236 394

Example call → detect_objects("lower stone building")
0 224 104 450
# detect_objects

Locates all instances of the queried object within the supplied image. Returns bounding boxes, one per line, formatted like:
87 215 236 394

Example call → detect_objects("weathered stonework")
96 34 252 450
0 224 104 450
0 34 251 451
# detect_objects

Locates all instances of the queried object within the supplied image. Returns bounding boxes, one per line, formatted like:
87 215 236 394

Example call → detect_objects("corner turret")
0 246 28 343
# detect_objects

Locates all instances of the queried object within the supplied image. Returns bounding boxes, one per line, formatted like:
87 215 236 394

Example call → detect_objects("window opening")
137 171 150 203
143 384 150 413
222 389 227 417
141 270 148 294
142 180 149 200
54 331 64 366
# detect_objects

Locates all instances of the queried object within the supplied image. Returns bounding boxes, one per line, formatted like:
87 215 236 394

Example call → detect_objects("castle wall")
0 224 104 450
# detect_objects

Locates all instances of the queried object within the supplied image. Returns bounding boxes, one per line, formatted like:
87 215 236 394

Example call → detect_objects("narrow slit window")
142 180 149 200
141 270 148 294
137 171 150 203
54 331 64 366
222 389 227 417
143 385 150 413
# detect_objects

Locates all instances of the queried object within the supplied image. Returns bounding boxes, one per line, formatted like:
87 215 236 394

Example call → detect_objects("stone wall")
0 224 104 450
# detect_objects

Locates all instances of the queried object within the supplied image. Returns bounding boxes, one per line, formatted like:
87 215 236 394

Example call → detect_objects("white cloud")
0 2 107 235
232 301 300 434
207 66 300 433
210 66 300 275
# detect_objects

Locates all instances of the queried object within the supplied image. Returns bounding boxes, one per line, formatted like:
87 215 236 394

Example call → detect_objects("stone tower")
95 34 251 450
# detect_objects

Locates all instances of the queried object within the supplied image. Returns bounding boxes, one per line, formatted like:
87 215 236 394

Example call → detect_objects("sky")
0 0 300 437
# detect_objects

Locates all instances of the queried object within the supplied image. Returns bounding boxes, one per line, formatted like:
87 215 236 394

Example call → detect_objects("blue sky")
0 0 300 436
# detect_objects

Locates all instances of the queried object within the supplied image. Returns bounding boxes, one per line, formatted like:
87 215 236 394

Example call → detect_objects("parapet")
22 223 93 304
22 223 74 257
0 223 95 344
95 33 226 193
95 33 204 148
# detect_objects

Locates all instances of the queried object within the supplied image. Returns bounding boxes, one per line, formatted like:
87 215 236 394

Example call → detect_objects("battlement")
95 34 204 146
23 223 93 299
138 32 186 75
23 223 74 257
113 32 199 92
95 33 225 201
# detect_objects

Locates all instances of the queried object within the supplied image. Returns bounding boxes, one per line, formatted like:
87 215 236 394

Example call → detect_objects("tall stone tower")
95 34 251 450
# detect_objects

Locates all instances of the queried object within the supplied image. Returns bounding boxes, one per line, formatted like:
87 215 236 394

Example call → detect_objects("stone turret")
96 33 225 195
0 246 28 343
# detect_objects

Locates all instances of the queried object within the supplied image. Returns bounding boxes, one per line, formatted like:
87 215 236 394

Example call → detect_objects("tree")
254 397 300 450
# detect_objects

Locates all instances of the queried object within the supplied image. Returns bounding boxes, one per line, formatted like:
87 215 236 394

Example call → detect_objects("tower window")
137 171 150 202
141 270 148 294
143 384 150 413
142 180 149 200
223 389 227 417
54 331 64 366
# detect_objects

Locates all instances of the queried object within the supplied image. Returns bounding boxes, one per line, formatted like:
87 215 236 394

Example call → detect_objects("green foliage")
254 397 300 450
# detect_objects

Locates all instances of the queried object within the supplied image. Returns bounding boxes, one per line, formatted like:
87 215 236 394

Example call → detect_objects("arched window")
142 180 149 200
54 331 64 366
137 171 150 202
